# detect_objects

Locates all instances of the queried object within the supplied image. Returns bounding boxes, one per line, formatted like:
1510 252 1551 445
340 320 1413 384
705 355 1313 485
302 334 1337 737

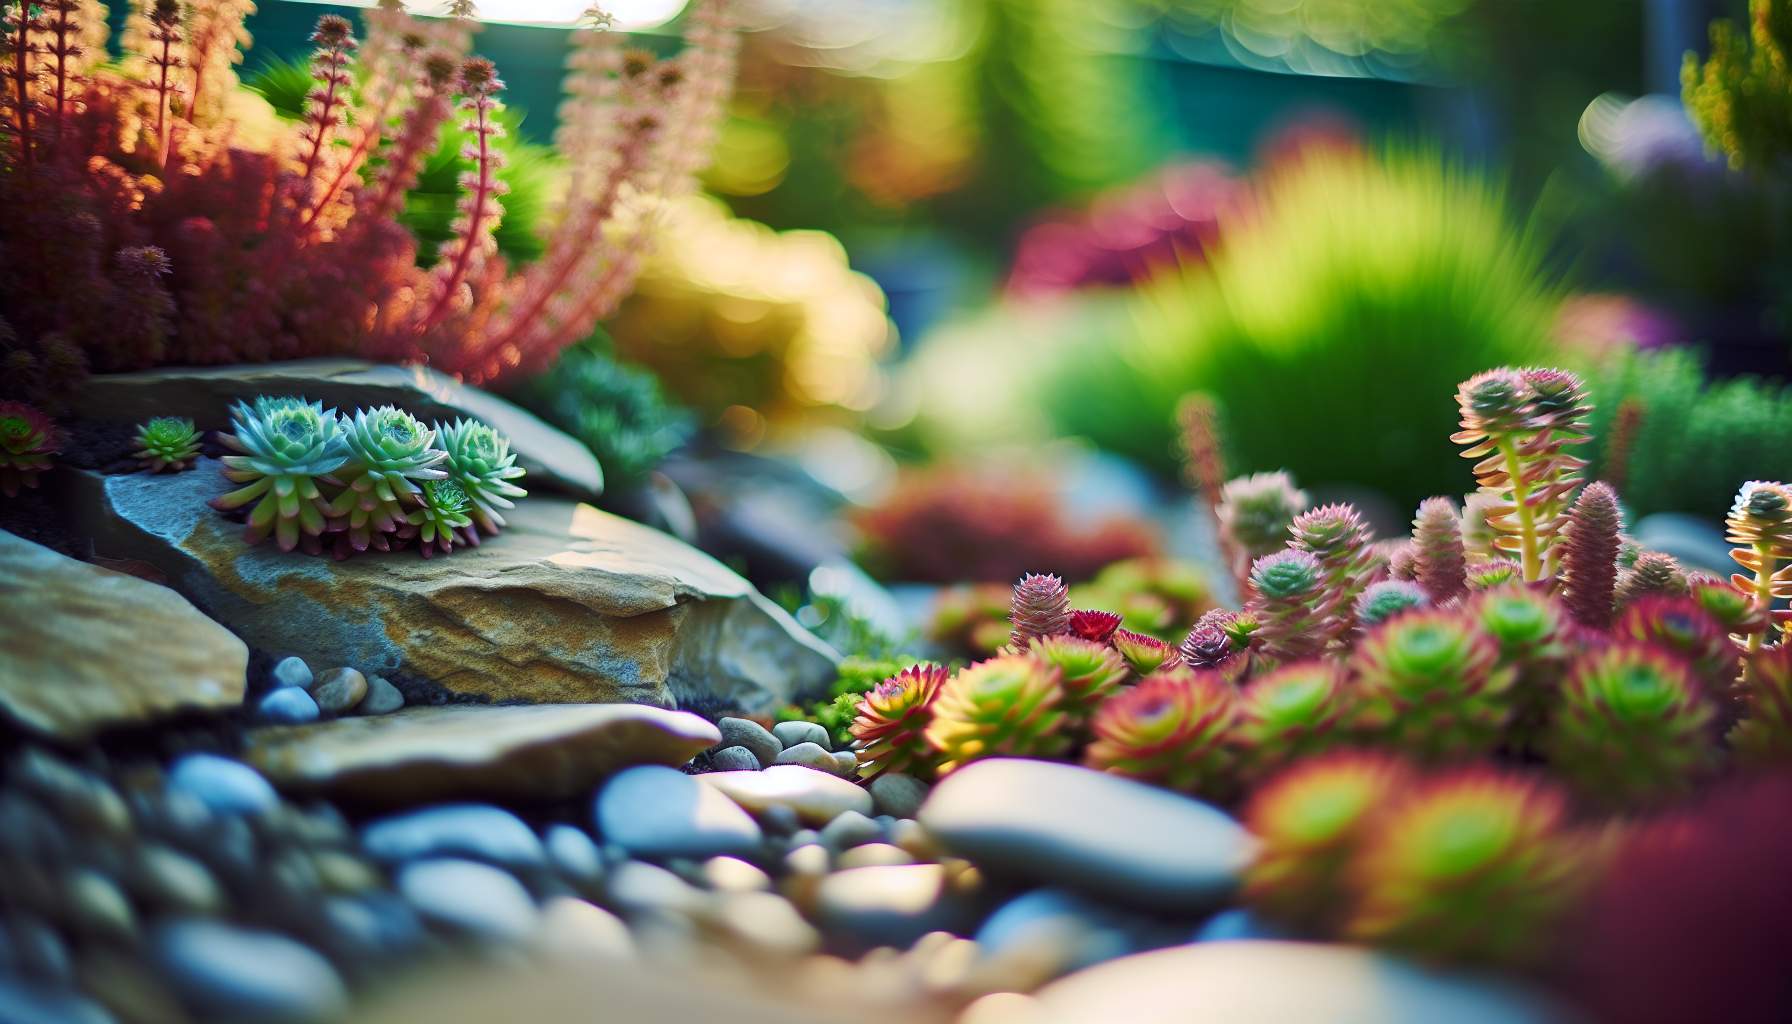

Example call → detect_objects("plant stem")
1498 436 1542 582
1747 540 1775 657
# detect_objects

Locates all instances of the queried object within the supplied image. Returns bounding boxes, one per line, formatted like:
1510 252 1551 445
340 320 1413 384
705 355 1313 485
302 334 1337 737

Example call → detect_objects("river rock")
708 746 761 772
155 919 347 1022
357 675 405 715
243 704 719 805
69 465 836 711
398 859 540 943
308 668 367 715
774 741 844 775
362 805 545 868
772 720 831 751
1028 942 1572 1024
868 773 928 818
595 767 763 859
167 754 278 817
74 359 604 500
917 759 1251 912
814 864 968 951
698 765 873 825
0 530 247 739
715 718 781 767
257 688 319 725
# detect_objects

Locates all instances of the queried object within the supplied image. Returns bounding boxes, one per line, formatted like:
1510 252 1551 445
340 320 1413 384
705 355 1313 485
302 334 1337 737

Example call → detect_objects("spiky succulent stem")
1560 481 1622 630
1545 645 1717 808
1354 580 1428 629
1083 668 1236 798
1729 643 1792 765
0 402 62 498
1110 628 1178 676
1176 392 1227 517
1247 549 1332 663
1725 481 1792 658
1453 369 1590 584
924 655 1070 774
1290 502 1380 641
1217 471 1308 588
851 663 947 779
1350 609 1514 762
1614 551 1688 609
1345 769 1584 967
1469 585 1570 750
133 416 202 473
1009 572 1071 649
1412 498 1467 605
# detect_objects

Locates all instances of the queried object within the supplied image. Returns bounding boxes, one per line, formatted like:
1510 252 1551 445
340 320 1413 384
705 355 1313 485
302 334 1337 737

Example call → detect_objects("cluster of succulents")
823 364 1792 969
0 401 62 497
208 395 524 559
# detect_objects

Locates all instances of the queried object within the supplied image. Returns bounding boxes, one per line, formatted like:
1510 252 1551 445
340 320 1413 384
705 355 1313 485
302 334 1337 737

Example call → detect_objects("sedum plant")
133 416 202 473
1724 481 1792 658
1289 502 1380 641
1083 668 1238 798
1344 768 1584 966
435 417 527 543
1009 572 1072 650
850 663 948 780
327 406 447 555
924 655 1070 775
1026 635 1129 718
1247 549 1332 663
1729 643 1792 763
1544 646 1718 808
1354 580 1428 629
1469 585 1571 748
1411 497 1467 605
1350 609 1514 762
1216 471 1308 585
210 397 349 552
0 401 61 497
1110 628 1178 676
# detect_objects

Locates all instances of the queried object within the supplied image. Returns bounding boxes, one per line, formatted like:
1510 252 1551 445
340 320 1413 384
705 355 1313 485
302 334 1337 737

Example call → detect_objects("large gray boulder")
0 530 247 738
67 462 837 711
73 359 603 500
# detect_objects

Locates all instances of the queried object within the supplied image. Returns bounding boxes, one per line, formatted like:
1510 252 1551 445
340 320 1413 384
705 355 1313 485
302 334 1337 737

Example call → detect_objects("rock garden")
4 2 1792 1023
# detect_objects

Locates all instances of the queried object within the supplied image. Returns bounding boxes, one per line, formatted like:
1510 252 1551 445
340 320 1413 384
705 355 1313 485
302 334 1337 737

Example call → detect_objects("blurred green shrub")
1587 347 1792 519
504 341 694 491
1683 0 1792 172
1041 148 1564 509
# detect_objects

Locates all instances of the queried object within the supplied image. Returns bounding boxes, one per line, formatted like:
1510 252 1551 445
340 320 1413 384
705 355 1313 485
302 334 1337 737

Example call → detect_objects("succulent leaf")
851 662 948 779
1350 609 1514 761
1083 668 1237 797
924 655 1070 774
1545 645 1718 807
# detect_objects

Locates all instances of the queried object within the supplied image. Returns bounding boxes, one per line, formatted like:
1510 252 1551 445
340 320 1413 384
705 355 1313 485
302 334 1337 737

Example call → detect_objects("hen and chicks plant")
209 394 521 558
133 416 202 473
0 401 61 497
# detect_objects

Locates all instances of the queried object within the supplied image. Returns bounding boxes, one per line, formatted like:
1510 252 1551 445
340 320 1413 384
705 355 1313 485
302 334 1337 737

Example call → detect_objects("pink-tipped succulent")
1290 502 1381 638
132 416 203 473
1468 585 1571 748
1559 481 1622 630
1179 623 1235 672
1232 660 1355 783
1614 550 1689 608
924 655 1070 774
1067 609 1123 644
1354 580 1428 629
1025 635 1130 718
1247 549 1332 663
0 402 62 497
1452 368 1589 583
1383 539 1420 582
851 662 948 779
1242 752 1412 933
1217 471 1308 582
406 479 473 559
1545 645 1717 808
1110 628 1178 676
1411 497 1467 604
1083 668 1237 798
1465 559 1525 590
1009 572 1071 650
1350 609 1515 762
1617 594 1738 699
1345 767 1584 966
436 418 527 543
210 397 350 552
326 406 448 555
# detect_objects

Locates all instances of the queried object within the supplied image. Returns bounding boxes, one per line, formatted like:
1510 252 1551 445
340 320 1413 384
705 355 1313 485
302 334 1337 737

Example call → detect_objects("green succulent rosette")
1083 668 1236 797
1233 660 1354 783
328 406 448 553
923 655 1069 775
133 416 203 473
436 417 527 542
1349 610 1515 762
1026 635 1129 719
850 662 947 779
407 478 475 559
1544 645 1717 808
0 401 61 497
210 396 350 552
